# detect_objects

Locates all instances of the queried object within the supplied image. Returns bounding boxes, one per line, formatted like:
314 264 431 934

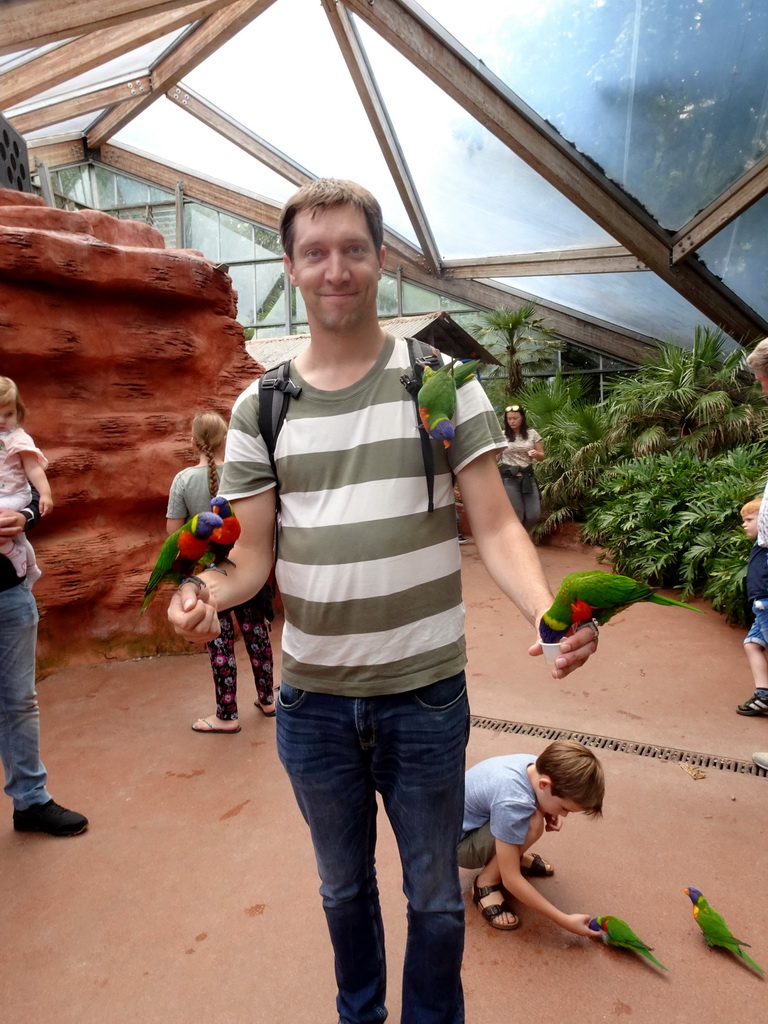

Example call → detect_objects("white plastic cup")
540 642 562 666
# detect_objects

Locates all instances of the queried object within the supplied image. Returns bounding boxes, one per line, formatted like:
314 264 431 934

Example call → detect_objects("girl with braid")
166 412 275 732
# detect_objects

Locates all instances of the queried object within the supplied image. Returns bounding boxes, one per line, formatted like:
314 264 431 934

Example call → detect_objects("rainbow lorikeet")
208 495 241 565
417 359 480 448
588 916 668 970
539 569 699 642
684 887 764 974
141 511 223 612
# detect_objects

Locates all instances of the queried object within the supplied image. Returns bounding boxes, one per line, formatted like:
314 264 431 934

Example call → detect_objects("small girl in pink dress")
0 377 53 586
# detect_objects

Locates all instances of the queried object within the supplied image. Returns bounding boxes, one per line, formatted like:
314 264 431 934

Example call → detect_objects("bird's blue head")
429 420 455 443
539 621 567 643
587 918 601 933
684 886 702 904
196 511 224 537
210 495 232 518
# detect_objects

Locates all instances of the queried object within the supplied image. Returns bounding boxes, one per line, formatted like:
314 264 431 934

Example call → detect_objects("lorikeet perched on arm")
684 887 764 974
588 916 668 970
417 359 480 448
140 510 223 612
208 495 241 566
539 570 699 643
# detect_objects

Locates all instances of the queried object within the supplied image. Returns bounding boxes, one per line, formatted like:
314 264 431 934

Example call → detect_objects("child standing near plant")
736 497 768 716
0 377 51 586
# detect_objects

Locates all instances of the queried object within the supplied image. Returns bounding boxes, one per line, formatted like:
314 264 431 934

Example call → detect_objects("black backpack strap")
258 360 302 510
400 337 442 513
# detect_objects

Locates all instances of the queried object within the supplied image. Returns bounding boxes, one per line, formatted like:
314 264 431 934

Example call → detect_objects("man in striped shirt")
169 179 597 1024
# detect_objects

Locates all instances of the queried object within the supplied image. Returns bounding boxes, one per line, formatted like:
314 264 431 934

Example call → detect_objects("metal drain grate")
470 716 768 778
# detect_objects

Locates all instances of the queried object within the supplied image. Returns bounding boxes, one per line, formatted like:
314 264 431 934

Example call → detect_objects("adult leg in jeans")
0 584 51 810
277 686 387 1024
374 673 469 1024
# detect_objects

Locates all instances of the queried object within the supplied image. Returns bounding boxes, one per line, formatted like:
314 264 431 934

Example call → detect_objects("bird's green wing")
141 520 191 609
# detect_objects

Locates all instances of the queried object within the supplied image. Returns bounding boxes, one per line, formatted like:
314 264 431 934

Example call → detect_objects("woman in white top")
498 405 545 532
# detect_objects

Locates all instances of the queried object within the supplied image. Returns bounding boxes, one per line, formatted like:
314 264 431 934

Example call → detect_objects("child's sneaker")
736 693 768 716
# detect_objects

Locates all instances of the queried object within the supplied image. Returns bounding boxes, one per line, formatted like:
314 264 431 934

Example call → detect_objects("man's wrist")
19 509 34 531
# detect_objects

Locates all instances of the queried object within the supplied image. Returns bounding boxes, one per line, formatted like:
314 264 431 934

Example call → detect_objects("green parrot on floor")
417 359 480 448
539 569 700 642
684 887 765 974
588 916 668 970
140 510 223 613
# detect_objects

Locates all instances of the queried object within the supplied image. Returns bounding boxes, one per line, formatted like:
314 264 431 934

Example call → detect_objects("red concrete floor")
2 541 766 1023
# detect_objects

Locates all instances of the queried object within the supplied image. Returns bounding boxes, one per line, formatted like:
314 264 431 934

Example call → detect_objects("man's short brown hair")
279 178 384 261
536 740 604 817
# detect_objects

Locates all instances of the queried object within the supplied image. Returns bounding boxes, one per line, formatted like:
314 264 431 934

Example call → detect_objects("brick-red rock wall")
0 188 263 673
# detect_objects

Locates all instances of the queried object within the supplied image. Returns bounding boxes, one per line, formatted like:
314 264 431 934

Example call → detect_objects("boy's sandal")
473 880 520 931
520 852 554 878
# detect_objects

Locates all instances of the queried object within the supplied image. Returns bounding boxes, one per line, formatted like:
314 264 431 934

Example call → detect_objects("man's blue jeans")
0 583 50 810
277 672 469 1024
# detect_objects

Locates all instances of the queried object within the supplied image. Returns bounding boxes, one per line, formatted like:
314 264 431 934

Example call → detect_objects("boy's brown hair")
279 178 384 262
536 740 604 817
741 498 762 517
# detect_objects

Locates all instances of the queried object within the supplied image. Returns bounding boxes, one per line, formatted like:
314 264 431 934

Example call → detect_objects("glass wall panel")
376 275 399 318
53 165 91 206
229 264 256 326
418 0 768 231
185 204 220 262
115 174 150 206
92 165 117 207
219 214 255 262
255 264 285 326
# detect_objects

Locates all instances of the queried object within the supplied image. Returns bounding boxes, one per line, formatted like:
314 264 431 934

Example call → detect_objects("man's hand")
0 508 25 539
168 579 221 642
529 619 598 679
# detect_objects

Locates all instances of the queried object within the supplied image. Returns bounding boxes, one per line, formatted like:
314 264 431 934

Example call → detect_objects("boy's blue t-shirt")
462 753 537 846
746 541 768 602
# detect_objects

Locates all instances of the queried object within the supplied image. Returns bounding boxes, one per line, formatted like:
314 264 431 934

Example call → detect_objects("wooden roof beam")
165 84 314 187
8 77 152 134
0 0 236 55
85 0 276 148
672 153 768 262
0 1 221 108
444 247 647 278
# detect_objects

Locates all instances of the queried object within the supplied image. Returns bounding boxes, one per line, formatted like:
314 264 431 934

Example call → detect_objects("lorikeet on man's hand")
684 887 764 974
417 359 480 448
141 511 223 612
208 495 241 565
588 916 668 970
539 570 699 643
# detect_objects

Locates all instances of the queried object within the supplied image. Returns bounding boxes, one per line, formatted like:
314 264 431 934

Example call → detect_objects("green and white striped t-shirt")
221 334 505 696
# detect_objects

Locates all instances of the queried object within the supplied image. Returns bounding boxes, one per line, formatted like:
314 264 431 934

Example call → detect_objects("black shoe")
13 799 88 837
736 694 768 716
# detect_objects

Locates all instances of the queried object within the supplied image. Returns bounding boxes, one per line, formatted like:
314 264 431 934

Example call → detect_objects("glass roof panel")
698 194 768 325
114 97 300 203
356 17 616 259
494 271 731 349
418 0 768 232
23 114 97 140
182 0 416 244
27 29 188 105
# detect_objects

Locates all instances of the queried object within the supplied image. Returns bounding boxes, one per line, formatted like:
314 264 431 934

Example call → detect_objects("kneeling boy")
458 739 604 936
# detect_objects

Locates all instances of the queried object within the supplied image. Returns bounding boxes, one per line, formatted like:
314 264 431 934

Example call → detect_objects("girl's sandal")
473 880 520 931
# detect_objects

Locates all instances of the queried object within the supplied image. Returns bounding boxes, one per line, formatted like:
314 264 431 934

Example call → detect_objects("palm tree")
474 301 562 397
605 326 766 457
